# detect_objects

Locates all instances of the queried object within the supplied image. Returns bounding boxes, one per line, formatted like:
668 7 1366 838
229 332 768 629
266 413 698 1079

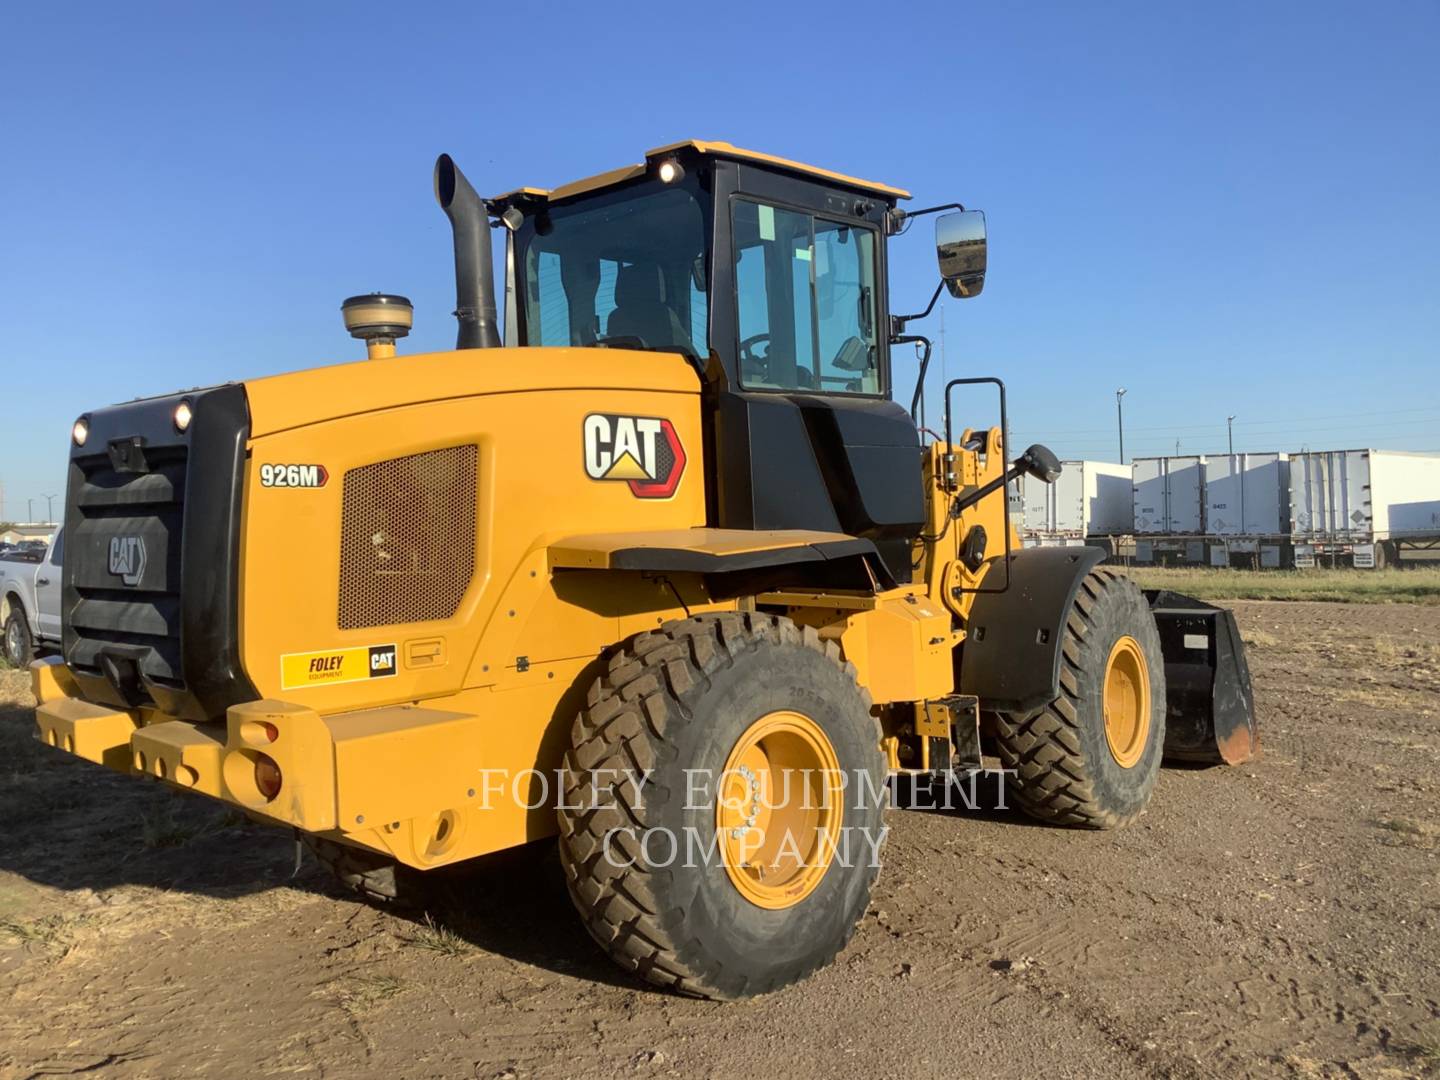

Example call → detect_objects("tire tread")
558 612 880 999
991 570 1154 830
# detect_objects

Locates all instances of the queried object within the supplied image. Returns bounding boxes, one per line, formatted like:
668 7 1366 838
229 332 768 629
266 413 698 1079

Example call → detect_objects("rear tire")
558 612 888 999
992 567 1166 829
4 608 33 668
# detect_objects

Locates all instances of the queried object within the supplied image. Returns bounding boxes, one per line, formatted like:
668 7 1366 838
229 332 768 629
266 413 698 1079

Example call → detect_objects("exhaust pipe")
434 153 501 350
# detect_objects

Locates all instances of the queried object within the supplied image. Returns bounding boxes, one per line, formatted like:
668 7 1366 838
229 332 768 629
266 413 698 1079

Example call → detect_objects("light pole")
1227 415 1235 456
27 498 33 523
1115 388 1127 464
42 493 59 524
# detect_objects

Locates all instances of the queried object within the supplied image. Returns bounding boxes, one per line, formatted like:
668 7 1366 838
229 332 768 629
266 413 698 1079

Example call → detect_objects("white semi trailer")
1132 456 1207 564
1020 459 1131 545
1289 449 1440 567
1205 453 1291 568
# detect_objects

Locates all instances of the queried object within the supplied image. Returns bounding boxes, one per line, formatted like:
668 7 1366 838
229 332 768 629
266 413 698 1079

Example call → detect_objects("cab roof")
490 140 911 206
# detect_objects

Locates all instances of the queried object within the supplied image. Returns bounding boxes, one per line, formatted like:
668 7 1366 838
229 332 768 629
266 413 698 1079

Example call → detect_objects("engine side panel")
239 364 706 713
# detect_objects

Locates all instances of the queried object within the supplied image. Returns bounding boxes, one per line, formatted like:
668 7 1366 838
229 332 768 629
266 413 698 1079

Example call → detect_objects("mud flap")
1143 590 1259 765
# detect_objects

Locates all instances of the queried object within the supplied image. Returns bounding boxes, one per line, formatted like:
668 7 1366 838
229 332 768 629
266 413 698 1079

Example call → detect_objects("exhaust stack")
434 153 501 350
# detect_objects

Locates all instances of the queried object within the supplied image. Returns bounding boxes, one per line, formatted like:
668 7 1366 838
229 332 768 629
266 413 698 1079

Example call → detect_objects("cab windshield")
516 184 709 358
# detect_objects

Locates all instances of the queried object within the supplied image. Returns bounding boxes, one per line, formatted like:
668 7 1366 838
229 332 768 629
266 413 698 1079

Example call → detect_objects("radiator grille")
338 445 478 630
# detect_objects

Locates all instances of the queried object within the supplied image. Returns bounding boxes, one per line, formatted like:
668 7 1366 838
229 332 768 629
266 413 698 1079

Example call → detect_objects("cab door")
708 164 925 581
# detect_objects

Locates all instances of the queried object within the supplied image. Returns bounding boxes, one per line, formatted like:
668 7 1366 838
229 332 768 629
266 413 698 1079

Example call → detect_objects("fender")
548 526 897 593
958 546 1106 713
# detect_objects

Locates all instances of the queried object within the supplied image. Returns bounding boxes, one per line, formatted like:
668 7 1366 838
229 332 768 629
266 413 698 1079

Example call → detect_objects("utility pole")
1116 388 1127 464
1227 415 1235 456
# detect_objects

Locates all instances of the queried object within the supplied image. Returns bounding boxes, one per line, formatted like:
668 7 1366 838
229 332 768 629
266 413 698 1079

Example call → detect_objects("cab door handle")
37 577 50 585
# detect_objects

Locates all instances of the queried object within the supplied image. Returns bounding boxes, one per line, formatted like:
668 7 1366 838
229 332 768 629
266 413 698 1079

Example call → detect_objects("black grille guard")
62 383 257 722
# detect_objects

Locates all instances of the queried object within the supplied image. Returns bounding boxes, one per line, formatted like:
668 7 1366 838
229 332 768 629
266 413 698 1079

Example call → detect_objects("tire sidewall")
624 632 886 996
1072 580 1166 817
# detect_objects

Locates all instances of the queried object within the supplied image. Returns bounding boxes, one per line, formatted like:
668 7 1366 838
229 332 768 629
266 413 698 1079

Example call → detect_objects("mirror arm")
952 447 1063 515
893 333 934 422
886 202 967 235
891 280 945 337
951 457 1027 516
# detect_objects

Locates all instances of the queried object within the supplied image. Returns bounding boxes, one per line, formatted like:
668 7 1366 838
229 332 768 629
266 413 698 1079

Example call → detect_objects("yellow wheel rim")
1102 635 1151 769
716 710 844 910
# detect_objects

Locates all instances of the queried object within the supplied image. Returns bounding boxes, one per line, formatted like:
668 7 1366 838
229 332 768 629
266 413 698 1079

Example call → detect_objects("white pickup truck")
0 528 62 666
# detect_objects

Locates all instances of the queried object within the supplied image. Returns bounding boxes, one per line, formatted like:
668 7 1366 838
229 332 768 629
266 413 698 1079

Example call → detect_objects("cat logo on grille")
583 414 686 499
107 536 147 587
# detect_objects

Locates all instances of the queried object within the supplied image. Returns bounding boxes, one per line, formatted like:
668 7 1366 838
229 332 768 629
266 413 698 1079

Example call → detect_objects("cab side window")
732 199 880 395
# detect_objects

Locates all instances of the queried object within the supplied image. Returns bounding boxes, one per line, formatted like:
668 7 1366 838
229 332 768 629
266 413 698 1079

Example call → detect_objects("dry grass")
1393 1027 1440 1075
1377 817 1433 837
1125 567 1440 605
1240 629 1280 648
336 973 406 1014
1374 636 1440 666
138 800 248 849
0 912 89 956
1374 818 1438 851
402 914 471 957
0 668 31 700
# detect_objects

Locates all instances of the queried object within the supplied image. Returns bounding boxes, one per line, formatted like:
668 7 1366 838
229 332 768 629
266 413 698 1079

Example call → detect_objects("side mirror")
1018 443 1062 483
936 210 987 299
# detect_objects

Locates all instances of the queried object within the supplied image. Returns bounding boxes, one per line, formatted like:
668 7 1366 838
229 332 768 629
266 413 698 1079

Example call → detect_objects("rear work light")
253 754 282 801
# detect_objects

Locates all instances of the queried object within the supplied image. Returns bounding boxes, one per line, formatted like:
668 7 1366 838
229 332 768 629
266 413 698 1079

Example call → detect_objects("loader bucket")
1143 590 1259 765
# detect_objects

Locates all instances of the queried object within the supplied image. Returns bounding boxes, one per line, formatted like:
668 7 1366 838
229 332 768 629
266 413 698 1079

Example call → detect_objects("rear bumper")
33 658 336 831
31 657 561 868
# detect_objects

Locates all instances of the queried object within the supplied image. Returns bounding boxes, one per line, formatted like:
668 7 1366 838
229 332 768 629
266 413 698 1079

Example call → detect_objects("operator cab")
490 141 984 581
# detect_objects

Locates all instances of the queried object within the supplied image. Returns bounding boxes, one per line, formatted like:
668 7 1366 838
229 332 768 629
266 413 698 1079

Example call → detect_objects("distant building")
0 524 57 547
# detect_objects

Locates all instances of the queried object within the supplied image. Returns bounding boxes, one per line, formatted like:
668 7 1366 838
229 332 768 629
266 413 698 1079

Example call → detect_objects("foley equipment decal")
281 643 398 690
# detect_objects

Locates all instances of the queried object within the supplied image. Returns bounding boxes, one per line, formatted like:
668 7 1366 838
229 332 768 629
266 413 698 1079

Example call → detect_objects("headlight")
72 418 89 446
173 400 193 433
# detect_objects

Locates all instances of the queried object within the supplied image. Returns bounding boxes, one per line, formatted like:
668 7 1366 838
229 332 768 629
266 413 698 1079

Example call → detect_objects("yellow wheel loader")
33 141 1257 999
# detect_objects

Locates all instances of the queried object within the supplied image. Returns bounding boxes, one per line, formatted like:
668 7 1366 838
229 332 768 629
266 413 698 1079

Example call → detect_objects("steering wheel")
739 333 772 368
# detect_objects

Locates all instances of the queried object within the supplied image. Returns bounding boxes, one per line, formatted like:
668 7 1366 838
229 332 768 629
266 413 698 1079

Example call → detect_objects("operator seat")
607 264 689 352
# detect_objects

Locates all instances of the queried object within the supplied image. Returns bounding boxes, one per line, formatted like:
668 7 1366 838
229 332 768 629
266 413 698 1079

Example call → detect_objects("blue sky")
2 1 1437 521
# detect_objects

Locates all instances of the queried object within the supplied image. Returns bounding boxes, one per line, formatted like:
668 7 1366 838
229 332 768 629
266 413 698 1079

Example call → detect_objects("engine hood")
244 347 701 439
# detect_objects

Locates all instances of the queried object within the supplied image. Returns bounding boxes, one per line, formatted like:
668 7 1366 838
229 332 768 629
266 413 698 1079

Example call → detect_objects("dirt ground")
2 600 1438 1079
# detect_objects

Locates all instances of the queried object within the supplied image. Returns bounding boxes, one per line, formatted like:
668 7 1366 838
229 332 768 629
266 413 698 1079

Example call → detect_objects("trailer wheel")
3 608 33 668
302 834 433 909
992 568 1166 829
558 612 888 999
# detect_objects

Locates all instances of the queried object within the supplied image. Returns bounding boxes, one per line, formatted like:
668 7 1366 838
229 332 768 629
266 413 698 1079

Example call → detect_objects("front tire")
992 568 1166 829
558 612 888 999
